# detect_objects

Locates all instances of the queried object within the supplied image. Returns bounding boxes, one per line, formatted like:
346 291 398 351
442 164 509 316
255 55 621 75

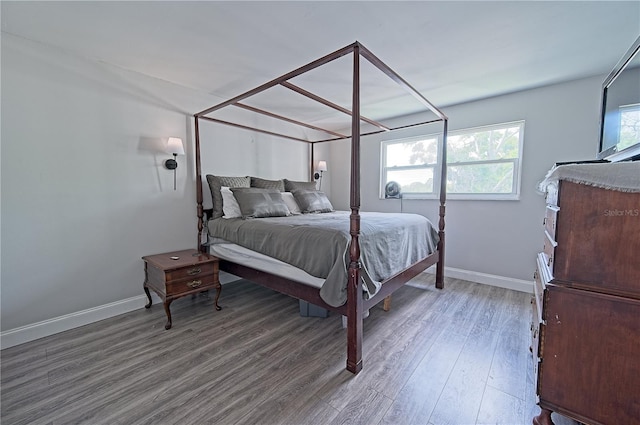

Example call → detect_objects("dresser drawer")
543 205 559 239
530 296 541 377
552 181 640 297
533 261 545 323
544 183 559 206
542 231 556 273
532 256 548 377
538 285 640 424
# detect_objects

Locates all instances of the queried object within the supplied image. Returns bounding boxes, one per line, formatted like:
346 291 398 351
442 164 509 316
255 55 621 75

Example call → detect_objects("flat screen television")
597 35 640 162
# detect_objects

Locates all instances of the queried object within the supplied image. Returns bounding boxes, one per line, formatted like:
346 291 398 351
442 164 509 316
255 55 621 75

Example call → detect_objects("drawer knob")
187 280 203 288
187 268 201 276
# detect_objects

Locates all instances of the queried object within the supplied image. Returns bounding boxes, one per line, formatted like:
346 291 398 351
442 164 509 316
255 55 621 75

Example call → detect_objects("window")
619 104 640 151
447 121 524 198
380 121 524 200
381 136 439 198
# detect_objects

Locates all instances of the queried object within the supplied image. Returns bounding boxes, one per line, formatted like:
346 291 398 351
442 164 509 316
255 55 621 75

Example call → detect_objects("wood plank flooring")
1 274 579 425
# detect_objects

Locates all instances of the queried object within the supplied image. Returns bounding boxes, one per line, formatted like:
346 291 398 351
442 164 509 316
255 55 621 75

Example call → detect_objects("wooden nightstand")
142 249 220 329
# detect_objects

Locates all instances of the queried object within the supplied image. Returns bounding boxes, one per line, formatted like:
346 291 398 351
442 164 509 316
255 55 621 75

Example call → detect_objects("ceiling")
2 1 639 129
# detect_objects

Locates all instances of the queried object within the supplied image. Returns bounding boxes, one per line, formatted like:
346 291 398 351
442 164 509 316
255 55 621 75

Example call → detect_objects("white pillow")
281 191 302 215
221 187 242 219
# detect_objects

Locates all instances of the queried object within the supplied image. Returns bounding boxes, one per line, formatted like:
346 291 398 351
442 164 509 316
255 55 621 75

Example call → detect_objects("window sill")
448 193 520 201
378 194 521 201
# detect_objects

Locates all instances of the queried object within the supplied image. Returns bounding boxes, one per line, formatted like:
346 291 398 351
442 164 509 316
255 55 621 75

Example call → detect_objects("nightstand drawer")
166 262 216 281
166 274 217 296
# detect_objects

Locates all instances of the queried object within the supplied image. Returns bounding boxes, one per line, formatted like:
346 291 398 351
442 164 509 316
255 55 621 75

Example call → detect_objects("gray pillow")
284 179 317 192
206 175 251 219
250 177 285 192
230 187 290 218
292 190 334 213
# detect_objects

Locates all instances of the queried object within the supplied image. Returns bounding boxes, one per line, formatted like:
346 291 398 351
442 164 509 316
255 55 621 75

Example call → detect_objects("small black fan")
385 181 401 199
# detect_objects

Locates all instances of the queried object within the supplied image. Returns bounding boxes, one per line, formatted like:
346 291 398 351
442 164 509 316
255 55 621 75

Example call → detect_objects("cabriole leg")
214 282 222 311
163 300 173 330
533 408 554 425
144 286 152 309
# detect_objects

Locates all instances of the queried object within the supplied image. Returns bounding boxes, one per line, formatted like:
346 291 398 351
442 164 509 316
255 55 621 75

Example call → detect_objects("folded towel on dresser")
538 162 640 193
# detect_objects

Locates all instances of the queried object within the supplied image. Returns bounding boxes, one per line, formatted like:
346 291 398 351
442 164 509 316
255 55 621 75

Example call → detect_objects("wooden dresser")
532 166 640 425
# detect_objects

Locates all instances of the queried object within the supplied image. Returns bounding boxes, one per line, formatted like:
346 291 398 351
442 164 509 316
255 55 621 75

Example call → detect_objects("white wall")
197 123 320 209
329 76 603 284
0 35 312 342
1 35 195 333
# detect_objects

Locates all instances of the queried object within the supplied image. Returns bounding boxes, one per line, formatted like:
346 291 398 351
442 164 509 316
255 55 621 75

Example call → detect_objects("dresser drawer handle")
187 280 203 288
187 268 201 276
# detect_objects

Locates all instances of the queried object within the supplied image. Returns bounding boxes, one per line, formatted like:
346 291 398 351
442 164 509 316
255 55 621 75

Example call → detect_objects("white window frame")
446 121 525 200
380 135 441 199
379 121 525 201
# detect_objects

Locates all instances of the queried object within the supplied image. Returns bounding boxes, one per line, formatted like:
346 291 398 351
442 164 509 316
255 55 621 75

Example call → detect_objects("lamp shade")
317 160 328 172
166 137 185 155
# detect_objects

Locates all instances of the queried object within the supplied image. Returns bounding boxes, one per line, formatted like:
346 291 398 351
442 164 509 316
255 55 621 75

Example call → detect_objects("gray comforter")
208 211 439 307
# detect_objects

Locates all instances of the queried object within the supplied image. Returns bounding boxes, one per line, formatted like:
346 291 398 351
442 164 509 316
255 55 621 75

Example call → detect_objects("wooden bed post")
310 143 315 182
195 116 205 252
346 43 363 374
436 119 448 289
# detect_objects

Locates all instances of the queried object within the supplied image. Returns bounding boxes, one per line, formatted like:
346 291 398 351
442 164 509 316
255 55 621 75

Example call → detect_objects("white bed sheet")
209 242 325 289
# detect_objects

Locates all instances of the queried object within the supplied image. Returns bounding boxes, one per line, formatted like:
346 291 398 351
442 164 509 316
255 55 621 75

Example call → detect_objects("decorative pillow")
206 175 251 219
230 188 290 218
292 190 334 213
221 187 242 219
250 176 285 192
281 192 302 215
284 178 317 192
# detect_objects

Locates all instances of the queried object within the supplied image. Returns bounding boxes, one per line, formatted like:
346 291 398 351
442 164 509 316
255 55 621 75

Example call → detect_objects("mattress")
209 241 325 289
207 211 439 306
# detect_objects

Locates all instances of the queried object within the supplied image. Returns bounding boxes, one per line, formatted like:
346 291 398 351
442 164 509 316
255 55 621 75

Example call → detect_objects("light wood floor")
1 274 578 425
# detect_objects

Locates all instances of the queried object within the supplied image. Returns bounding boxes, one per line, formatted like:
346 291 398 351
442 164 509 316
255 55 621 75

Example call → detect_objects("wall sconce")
314 160 327 190
164 137 185 190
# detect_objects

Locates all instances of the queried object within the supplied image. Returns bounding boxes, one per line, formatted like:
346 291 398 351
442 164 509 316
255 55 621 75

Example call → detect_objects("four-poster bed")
193 41 448 374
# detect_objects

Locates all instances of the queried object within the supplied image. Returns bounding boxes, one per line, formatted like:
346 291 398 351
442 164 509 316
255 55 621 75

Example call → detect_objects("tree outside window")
381 121 524 200
447 122 523 195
